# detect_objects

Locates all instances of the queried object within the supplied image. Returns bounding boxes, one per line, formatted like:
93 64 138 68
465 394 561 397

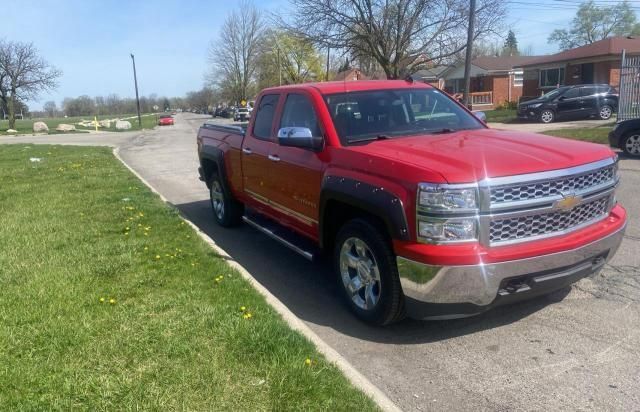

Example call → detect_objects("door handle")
242 147 252 154
268 154 280 162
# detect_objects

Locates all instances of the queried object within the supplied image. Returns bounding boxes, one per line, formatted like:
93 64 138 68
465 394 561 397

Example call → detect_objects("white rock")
99 119 111 128
29 157 42 162
56 123 76 132
115 120 132 130
33 121 49 132
6 129 17 133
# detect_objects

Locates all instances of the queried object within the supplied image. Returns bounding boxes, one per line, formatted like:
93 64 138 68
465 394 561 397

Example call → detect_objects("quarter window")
539 68 565 88
252 94 279 139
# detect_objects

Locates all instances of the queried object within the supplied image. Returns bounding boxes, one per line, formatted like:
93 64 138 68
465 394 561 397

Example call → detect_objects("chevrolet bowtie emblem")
554 193 582 212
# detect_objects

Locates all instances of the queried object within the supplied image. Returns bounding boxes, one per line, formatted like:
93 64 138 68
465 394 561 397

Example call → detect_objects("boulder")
115 120 132 130
56 123 76 132
99 119 111 128
6 129 17 133
33 121 49 133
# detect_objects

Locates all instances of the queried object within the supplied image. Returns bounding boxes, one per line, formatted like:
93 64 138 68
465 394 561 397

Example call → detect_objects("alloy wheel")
541 110 554 123
210 180 225 220
339 237 381 310
600 106 612 119
625 134 640 155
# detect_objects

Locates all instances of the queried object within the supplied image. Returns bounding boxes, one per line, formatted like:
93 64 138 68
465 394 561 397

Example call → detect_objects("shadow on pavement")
177 199 570 345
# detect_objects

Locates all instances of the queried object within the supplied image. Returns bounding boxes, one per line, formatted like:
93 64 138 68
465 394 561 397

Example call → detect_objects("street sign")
240 100 247 107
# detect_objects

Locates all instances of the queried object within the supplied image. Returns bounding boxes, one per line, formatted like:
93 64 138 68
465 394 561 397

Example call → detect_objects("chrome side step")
242 215 316 261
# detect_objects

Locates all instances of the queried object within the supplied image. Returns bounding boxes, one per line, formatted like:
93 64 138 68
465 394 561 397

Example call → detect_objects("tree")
256 30 323 89
0 40 61 129
548 0 639 50
281 0 505 79
163 97 171 111
502 30 519 56
208 1 265 103
43 100 57 117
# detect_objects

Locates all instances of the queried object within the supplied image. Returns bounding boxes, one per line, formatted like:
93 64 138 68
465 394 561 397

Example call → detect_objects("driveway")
3 114 639 411
488 118 613 133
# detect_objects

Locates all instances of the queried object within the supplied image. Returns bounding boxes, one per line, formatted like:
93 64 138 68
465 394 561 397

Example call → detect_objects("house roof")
411 66 451 80
471 56 542 71
334 68 369 81
522 36 640 67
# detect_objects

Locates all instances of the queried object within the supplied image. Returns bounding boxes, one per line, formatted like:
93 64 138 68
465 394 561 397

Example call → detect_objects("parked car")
609 118 640 157
234 107 251 122
518 84 618 123
197 80 626 325
158 114 174 126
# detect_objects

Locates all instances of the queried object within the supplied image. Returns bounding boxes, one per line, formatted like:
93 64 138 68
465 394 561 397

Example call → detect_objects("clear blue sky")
2 0 637 110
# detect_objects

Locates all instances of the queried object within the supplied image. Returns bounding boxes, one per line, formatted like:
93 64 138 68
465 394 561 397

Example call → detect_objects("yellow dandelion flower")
144 247 148 250
246 313 252 319
305 358 312 366
155 255 161 259
109 298 116 304
240 306 246 312
99 297 105 303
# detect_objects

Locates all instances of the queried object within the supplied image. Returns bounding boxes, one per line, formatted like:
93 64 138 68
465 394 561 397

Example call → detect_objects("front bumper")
517 108 540 120
397 223 626 320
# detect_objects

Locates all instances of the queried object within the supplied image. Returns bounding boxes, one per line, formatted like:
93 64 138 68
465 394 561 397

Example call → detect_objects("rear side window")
279 94 322 137
253 94 279 139
580 86 597 97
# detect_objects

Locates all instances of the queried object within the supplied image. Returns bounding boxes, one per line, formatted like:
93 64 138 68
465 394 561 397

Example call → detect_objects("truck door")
241 94 280 210
268 92 326 237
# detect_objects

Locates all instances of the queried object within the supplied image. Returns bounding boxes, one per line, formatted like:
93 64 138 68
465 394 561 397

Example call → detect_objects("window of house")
513 70 524 87
539 68 565 88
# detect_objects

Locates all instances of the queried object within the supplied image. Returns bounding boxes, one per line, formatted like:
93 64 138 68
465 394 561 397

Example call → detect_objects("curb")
112 147 402 412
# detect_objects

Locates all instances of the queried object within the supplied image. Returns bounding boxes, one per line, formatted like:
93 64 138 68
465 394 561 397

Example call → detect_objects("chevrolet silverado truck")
197 80 626 325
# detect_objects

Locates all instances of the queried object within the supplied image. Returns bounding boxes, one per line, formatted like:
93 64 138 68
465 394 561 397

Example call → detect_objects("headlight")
418 217 477 243
418 183 477 212
528 103 542 109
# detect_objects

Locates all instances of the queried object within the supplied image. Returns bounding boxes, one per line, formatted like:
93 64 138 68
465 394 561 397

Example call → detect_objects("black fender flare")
199 145 231 194
319 175 410 248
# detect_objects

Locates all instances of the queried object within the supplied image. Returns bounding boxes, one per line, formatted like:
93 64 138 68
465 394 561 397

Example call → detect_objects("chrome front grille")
490 165 615 205
489 196 610 244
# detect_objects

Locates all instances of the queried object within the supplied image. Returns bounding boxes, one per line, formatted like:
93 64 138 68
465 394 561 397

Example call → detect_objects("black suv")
518 84 618 123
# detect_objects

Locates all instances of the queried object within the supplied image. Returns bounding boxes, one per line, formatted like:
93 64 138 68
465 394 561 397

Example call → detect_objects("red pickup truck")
197 80 626 325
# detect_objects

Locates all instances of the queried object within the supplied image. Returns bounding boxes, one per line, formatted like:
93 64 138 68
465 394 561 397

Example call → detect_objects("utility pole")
277 47 282 86
462 0 476 109
130 53 142 127
326 46 330 81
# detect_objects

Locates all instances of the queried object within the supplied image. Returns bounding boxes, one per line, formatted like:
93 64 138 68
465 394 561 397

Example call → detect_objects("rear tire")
333 219 405 326
540 110 554 124
209 173 243 227
622 132 640 158
598 105 613 120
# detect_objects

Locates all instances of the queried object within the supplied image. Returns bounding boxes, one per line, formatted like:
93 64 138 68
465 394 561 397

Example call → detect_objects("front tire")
540 110 554 124
622 132 640 158
209 173 243 227
333 219 405 326
599 105 613 120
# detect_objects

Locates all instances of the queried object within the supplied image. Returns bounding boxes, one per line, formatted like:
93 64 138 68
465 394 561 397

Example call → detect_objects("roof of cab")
261 80 433 95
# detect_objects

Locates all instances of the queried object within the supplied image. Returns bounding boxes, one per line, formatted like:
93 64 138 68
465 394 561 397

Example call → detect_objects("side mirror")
277 127 324 152
557 96 566 101
472 111 487 123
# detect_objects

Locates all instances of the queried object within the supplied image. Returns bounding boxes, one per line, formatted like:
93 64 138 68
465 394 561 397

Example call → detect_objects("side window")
279 94 322 137
253 94 279 139
580 87 597 97
563 88 580 99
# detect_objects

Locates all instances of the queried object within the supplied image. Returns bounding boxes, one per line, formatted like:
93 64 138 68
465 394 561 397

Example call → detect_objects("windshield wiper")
429 128 456 134
348 134 391 144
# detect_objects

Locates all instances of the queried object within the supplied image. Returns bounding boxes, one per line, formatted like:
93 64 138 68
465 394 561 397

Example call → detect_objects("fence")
618 51 640 121
470 91 492 106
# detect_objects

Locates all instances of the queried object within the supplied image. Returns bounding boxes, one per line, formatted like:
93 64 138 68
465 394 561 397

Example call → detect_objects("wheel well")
321 199 391 252
201 158 218 188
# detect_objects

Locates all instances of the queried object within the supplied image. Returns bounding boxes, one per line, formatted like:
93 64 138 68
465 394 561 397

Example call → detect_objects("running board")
242 214 317 261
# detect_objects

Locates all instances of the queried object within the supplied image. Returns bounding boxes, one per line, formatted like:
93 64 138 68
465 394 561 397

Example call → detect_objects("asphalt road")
3 113 639 411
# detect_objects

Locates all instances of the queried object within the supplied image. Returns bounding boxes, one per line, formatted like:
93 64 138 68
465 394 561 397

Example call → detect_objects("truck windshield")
325 88 483 145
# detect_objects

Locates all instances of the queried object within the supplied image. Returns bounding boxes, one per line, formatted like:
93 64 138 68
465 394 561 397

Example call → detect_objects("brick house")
441 56 541 109
521 36 640 98
410 66 449 89
334 68 369 81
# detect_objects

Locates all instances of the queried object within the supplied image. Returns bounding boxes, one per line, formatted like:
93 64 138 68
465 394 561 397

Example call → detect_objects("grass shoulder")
542 124 614 144
0 145 377 411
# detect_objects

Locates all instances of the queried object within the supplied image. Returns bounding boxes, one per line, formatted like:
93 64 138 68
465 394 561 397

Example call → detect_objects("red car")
197 80 626 325
158 114 174 126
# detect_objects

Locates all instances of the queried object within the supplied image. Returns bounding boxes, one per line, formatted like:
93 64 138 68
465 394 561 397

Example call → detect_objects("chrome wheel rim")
541 111 553 123
600 106 612 119
625 135 640 155
211 180 224 220
339 237 381 310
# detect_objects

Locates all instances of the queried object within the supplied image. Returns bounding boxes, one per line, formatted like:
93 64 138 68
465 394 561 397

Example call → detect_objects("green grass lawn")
0 113 157 135
542 124 614 144
483 109 517 123
0 145 376 410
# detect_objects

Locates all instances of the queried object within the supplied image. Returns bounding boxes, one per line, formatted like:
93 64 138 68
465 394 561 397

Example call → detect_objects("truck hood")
346 128 614 183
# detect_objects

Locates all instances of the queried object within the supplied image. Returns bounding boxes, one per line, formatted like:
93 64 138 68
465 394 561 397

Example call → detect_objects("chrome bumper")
397 224 626 319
